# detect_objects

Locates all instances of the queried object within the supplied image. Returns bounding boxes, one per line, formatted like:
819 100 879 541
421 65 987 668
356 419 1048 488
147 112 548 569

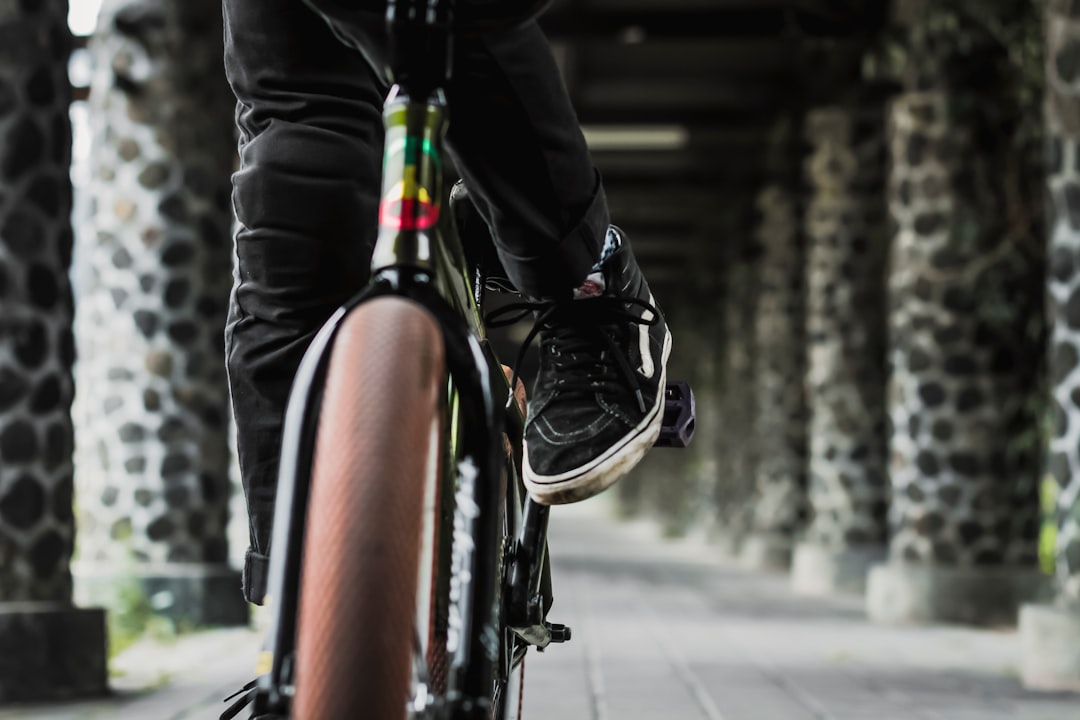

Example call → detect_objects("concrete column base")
791 543 886 596
1019 603 1080 691
74 563 249 628
866 562 1051 626
739 533 792 571
705 528 743 561
0 603 107 702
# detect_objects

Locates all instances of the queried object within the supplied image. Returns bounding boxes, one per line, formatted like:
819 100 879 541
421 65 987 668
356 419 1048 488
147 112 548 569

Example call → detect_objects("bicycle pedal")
655 381 695 448
545 622 571 644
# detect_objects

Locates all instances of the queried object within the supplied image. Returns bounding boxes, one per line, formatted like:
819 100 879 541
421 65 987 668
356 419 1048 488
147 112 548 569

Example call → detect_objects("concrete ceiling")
538 1 889 293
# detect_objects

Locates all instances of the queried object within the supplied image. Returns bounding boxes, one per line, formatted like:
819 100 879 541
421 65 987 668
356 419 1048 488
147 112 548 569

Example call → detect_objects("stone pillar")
712 218 760 555
1019 0 1080 691
72 0 246 626
792 104 890 596
627 286 720 537
867 73 1046 623
0 0 107 701
741 180 808 570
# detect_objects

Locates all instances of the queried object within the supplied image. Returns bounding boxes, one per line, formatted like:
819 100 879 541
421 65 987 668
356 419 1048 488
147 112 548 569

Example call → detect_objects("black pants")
223 0 609 601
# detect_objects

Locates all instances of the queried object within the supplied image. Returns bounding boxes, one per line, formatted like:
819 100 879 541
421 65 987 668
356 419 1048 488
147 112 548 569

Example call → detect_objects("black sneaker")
489 227 671 505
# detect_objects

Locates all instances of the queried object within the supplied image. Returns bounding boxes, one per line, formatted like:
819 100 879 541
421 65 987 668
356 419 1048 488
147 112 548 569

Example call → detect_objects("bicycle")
221 1 696 717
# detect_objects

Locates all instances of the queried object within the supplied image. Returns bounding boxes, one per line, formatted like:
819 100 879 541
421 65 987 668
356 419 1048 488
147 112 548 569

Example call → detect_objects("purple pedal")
655 381 695 448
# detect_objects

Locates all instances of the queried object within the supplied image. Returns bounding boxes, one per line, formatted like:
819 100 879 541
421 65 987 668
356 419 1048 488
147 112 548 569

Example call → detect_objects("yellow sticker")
256 651 273 676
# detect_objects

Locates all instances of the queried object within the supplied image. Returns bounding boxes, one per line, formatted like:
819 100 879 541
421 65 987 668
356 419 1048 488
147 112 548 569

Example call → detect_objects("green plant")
1039 473 1060 574
106 580 154 659
105 579 180 660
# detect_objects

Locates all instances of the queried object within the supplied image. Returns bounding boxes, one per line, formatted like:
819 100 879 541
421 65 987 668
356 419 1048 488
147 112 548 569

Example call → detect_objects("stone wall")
712 228 760 553
613 219 728 537
793 103 890 595
1019 0 1080 691
882 102 1040 570
0 0 107 701
1045 0 1080 614
744 180 808 569
73 0 244 625
0 0 77 607
627 287 722 536
869 73 1045 624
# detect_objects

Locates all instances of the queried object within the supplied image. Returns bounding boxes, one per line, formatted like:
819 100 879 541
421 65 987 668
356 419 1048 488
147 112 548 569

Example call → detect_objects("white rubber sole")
522 328 672 505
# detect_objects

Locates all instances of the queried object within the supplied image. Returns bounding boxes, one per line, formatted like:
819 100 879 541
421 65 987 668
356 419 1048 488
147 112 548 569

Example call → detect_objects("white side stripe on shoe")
638 293 656 379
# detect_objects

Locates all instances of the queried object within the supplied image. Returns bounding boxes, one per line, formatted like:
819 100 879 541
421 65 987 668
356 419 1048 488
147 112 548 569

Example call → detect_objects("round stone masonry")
868 83 1047 626
1019 3 1080 691
792 101 890 597
711 233 760 556
71 0 246 628
741 181 808 571
0 0 107 702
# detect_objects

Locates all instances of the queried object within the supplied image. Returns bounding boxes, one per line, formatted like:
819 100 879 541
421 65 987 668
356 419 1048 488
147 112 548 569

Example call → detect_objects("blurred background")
2 0 1080 715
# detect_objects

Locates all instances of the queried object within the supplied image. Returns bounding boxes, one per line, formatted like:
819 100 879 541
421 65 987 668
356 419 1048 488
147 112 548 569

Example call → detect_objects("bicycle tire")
292 297 447 720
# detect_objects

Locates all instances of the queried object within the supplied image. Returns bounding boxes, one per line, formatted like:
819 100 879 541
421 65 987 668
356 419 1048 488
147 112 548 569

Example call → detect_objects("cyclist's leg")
302 1 608 299
304 3 669 505
222 0 388 602
445 24 609 299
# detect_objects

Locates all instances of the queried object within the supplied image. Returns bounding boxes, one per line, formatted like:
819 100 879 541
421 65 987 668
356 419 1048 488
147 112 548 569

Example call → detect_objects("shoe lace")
486 295 660 414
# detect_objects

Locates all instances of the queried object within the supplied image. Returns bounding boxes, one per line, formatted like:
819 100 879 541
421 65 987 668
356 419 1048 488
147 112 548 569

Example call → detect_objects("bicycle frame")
251 1 559 717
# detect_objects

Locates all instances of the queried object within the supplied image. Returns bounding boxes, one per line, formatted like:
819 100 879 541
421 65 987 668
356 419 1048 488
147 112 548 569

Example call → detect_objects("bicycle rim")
292 296 448 720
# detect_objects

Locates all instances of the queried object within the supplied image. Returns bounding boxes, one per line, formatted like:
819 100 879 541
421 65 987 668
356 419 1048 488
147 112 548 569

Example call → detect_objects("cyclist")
223 0 672 604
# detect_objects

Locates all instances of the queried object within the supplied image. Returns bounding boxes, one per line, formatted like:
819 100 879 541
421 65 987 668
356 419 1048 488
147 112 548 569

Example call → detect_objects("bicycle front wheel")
292 296 448 720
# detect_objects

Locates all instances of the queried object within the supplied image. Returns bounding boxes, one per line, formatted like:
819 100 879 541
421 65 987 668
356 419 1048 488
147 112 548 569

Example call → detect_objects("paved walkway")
4 499 1079 719
524 503 1080 720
